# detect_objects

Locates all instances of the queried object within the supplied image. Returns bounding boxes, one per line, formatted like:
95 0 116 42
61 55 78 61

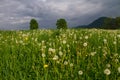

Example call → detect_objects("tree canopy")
56 18 68 29
30 19 39 30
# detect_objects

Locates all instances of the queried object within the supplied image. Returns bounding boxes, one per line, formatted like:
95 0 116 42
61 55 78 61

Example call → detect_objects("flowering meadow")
0 29 120 80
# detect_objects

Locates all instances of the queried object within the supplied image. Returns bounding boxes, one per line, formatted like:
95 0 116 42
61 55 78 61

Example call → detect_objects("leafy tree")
103 18 113 29
103 17 120 29
115 17 120 28
30 19 39 30
56 18 68 29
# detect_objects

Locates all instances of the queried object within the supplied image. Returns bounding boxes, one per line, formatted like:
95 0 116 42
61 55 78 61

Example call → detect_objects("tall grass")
0 29 120 80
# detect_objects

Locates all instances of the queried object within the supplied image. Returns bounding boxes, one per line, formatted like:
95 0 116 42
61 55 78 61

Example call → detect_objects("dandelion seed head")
118 67 120 73
83 42 87 47
115 59 119 63
78 70 83 75
70 63 74 67
113 41 117 45
48 48 55 53
64 61 68 65
117 34 120 38
53 55 59 60
103 39 107 43
42 53 46 58
85 36 88 39
63 40 66 44
59 51 63 56
104 68 111 75
90 52 96 56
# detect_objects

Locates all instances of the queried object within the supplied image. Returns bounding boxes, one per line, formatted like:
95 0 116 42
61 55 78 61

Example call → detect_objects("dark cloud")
0 0 120 30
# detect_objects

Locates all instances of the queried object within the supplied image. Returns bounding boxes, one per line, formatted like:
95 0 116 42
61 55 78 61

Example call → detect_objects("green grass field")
0 29 120 80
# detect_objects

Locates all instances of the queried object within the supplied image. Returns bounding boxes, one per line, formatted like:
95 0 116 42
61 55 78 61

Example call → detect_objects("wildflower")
74 34 76 39
59 51 63 56
83 42 87 47
78 70 83 75
114 53 118 57
113 41 117 45
25 37 28 41
104 68 111 75
53 55 59 60
103 39 107 43
42 40 45 43
67 44 70 48
118 67 120 73
42 53 46 58
48 48 55 53
44 64 48 68
64 61 68 65
90 52 96 56
115 59 119 63
85 36 88 39
70 63 74 67
63 40 66 44
117 34 120 38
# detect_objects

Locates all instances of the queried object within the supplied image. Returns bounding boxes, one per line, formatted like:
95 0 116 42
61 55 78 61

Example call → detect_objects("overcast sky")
0 0 120 30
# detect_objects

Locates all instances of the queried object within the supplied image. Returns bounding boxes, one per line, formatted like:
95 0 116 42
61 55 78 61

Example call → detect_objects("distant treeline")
103 17 120 29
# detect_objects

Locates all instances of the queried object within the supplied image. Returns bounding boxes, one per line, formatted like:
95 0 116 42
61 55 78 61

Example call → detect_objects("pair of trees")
29 18 68 30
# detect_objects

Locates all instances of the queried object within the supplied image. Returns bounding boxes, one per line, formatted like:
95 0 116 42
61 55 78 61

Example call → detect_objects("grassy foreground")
0 29 120 80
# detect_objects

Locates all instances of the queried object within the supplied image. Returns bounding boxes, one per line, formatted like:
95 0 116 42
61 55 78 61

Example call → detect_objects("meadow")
0 29 120 80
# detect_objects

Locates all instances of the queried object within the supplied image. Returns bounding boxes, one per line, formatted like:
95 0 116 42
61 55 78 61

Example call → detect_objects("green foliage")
103 17 120 29
30 19 39 30
56 18 68 29
116 17 120 28
0 29 120 80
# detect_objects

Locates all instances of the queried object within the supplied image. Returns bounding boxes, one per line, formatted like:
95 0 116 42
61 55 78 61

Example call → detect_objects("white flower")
59 51 63 56
85 36 88 39
118 67 120 73
48 48 55 53
90 52 96 56
67 44 70 48
48 48 53 52
64 61 68 65
117 34 120 38
53 55 59 60
103 39 107 43
42 40 45 43
113 41 117 45
42 53 46 58
83 42 87 47
115 59 119 63
70 63 74 67
114 53 118 57
104 68 111 75
63 40 66 44
78 70 83 75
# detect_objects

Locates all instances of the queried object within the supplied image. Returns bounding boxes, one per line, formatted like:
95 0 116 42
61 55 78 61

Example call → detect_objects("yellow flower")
25 37 28 41
44 64 48 68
